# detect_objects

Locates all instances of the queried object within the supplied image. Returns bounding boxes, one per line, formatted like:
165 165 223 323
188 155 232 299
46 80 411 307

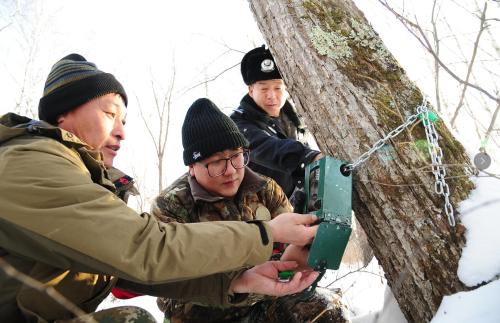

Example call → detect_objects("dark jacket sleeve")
234 117 319 174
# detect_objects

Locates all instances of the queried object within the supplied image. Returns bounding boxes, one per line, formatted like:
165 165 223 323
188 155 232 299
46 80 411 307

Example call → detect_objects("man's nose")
266 90 276 100
113 119 126 141
223 160 237 175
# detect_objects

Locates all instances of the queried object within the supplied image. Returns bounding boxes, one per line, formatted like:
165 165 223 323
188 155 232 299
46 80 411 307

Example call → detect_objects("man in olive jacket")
0 54 319 322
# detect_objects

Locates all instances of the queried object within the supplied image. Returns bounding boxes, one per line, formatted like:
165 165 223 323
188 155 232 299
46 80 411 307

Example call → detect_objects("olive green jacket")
0 113 273 322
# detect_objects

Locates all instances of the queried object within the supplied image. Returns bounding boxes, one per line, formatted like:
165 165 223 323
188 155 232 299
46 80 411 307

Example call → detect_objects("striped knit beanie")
38 53 128 124
182 98 249 165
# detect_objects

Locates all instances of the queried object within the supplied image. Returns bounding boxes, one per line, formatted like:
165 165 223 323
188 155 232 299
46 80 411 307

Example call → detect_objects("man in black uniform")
231 45 323 205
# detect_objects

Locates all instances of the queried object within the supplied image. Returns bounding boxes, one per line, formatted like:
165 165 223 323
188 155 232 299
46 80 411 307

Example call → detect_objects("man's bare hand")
312 153 324 161
229 261 319 296
268 213 318 246
280 244 312 271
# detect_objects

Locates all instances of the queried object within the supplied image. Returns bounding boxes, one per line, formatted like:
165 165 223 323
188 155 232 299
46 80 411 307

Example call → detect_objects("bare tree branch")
0 0 20 32
179 61 240 97
378 0 499 103
323 262 371 288
483 98 500 145
431 0 442 112
137 64 175 193
0 258 96 323
460 198 500 215
136 94 160 157
450 2 488 127
0 21 13 32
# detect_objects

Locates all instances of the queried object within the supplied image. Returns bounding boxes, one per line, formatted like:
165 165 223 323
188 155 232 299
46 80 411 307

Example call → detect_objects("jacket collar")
238 94 271 122
1 112 91 149
237 95 304 130
0 112 114 191
188 167 267 203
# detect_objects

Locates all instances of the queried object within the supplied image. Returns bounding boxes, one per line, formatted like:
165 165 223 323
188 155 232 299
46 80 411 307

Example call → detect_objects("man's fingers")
296 213 318 225
274 271 303 295
291 271 319 292
301 270 320 282
279 270 320 295
293 225 318 246
274 260 298 271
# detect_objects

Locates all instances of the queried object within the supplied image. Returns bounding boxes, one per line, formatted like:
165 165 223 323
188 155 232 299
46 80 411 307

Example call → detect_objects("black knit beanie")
241 45 282 85
182 98 249 165
38 53 128 124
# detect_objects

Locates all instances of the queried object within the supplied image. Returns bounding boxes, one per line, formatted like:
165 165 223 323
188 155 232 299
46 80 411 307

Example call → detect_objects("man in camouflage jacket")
153 98 341 323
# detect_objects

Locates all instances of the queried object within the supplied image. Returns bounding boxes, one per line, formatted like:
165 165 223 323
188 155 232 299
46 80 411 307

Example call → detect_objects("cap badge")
193 151 202 160
261 59 275 73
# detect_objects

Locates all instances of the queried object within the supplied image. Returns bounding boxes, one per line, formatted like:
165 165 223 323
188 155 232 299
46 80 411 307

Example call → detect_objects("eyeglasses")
203 150 250 177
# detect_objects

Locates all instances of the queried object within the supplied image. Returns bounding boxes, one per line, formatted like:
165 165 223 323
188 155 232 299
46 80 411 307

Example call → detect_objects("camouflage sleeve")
151 192 191 224
262 178 293 218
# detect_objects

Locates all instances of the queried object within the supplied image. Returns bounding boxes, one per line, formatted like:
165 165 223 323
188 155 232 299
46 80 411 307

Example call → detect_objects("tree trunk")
248 1 475 322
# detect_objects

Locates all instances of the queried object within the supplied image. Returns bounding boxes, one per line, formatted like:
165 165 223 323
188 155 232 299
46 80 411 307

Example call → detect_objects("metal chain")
345 101 456 227
345 112 420 171
418 103 455 227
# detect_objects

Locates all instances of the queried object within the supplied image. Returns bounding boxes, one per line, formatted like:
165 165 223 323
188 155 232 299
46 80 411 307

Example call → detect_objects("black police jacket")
230 95 320 197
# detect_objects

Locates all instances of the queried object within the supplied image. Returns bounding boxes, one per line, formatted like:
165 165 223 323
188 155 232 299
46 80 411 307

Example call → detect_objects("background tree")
248 0 479 321
0 0 53 118
137 67 175 194
377 0 500 155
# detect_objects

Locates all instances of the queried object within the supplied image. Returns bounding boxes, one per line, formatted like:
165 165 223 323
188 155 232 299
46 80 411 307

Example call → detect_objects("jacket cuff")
297 150 321 173
303 150 321 166
246 220 270 245
224 268 251 306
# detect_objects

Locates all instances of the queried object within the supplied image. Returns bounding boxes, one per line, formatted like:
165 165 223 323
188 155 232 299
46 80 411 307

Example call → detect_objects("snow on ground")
430 140 500 322
98 294 165 323
320 258 407 323
457 165 500 287
431 279 500 323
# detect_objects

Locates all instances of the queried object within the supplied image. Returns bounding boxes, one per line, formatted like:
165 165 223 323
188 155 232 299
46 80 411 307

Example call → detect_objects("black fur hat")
240 45 282 85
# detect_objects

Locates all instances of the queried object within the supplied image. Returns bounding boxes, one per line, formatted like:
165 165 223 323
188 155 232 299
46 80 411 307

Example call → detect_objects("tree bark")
248 1 475 322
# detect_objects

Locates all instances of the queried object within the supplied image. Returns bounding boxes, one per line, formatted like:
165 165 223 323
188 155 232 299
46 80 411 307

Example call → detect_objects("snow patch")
457 151 500 286
431 279 500 323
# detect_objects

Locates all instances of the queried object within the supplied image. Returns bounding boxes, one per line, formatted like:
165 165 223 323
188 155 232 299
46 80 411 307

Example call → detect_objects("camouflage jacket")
152 168 293 316
151 167 293 225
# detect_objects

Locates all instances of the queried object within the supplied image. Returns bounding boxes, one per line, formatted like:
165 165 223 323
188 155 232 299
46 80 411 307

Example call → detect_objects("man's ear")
188 165 195 177
56 113 68 125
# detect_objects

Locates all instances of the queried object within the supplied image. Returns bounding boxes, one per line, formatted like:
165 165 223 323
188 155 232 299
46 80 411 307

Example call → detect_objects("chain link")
345 113 420 171
345 101 456 227
418 103 455 227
